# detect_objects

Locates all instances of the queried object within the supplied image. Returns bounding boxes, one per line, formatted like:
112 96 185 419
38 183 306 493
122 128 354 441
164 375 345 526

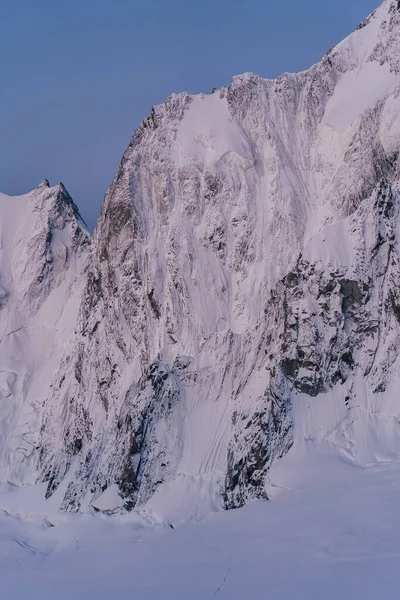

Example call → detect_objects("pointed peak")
37 178 50 189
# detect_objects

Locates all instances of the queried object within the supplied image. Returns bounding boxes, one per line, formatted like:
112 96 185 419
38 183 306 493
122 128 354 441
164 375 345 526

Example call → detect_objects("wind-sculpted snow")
3 0 400 522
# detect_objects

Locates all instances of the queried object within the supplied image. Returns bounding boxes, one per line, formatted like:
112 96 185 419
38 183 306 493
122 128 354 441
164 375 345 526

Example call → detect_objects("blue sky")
1 0 378 229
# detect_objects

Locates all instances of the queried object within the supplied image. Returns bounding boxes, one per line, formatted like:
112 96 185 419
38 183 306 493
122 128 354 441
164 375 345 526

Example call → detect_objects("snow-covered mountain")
0 180 89 489
2 0 400 523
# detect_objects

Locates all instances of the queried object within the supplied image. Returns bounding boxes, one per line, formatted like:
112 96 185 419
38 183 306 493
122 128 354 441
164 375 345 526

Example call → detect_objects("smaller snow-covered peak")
28 180 89 233
0 182 90 317
0 182 90 491
36 178 50 189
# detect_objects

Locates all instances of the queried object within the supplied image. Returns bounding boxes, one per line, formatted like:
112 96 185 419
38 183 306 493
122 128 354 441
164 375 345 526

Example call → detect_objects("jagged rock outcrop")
226 182 400 505
2 0 400 522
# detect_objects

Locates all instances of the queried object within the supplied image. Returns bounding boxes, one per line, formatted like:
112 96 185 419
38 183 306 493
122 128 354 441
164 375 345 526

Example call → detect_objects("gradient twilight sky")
1 0 378 229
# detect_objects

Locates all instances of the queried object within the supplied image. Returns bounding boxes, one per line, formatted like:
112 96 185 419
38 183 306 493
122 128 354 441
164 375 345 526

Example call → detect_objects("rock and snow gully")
2 0 400 524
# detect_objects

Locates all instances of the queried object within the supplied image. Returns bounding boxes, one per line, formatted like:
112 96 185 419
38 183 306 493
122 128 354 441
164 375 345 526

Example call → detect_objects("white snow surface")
323 2 399 130
174 92 252 166
0 181 89 489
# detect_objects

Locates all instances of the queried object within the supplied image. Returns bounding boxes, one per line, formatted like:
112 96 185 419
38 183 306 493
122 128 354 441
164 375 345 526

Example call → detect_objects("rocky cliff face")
2 0 400 522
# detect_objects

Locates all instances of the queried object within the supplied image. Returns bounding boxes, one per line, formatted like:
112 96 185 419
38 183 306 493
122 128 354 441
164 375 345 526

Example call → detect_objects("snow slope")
1 446 400 598
0 180 89 489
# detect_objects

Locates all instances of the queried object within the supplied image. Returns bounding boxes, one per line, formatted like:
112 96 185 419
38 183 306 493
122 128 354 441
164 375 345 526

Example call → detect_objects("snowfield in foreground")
1 448 400 599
